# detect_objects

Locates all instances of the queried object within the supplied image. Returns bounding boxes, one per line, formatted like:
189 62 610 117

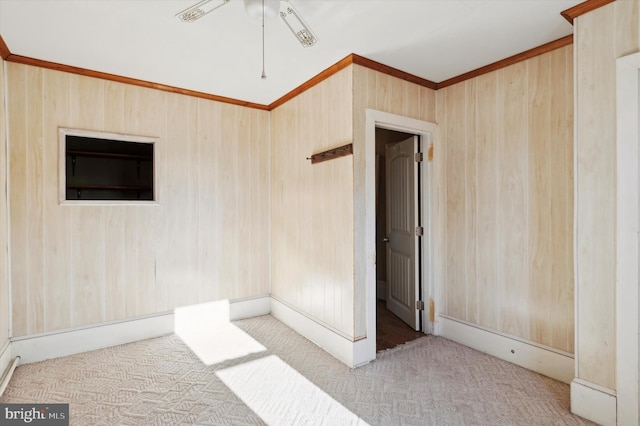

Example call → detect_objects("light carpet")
0 315 594 425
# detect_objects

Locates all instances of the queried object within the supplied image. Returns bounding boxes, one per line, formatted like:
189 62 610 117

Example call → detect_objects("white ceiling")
0 0 581 106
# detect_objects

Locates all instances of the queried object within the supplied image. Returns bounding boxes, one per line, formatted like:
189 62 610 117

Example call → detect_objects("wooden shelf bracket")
307 143 353 164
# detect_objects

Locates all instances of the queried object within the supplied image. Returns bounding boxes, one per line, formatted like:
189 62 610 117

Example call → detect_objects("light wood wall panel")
352 64 436 337
6 62 270 337
574 0 640 390
0 58 9 346
271 68 355 337
437 44 574 353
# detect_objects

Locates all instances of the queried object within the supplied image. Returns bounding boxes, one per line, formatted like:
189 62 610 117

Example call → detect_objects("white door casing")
357 109 436 367
385 136 420 330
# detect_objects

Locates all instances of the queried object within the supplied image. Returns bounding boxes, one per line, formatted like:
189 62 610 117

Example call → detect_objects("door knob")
383 238 390 243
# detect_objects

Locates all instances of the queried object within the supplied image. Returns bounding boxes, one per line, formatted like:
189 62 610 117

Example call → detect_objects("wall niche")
59 128 157 203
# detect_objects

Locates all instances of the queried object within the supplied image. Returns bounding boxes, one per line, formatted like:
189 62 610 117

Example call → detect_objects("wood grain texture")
437 45 574 353
0 57 9 346
498 61 528 339
463 79 478 324
574 0 639 390
6 63 270 336
438 36 574 90
444 83 467 321
474 71 499 332
271 67 355 337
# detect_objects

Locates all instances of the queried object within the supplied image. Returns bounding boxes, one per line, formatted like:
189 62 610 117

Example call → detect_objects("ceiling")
0 0 581 106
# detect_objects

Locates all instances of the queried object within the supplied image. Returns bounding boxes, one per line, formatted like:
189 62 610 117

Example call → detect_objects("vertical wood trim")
498 61 529 340
574 2 618 390
464 79 477 324
8 63 28 336
0 57 9 345
475 71 499 331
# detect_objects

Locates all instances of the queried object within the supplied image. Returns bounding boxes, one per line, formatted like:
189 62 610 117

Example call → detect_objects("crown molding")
0 35 10 60
268 54 438 110
0 32 573 109
0 36 269 111
268 55 355 110
561 0 616 24
437 35 574 89
351 54 438 91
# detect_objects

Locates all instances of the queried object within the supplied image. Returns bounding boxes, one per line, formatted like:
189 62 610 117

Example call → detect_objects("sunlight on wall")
175 300 266 365
217 355 369 425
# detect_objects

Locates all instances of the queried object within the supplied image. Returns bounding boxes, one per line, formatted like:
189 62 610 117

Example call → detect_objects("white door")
385 136 420 330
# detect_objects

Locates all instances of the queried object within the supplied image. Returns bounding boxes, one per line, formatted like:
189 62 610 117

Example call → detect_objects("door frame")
362 109 437 362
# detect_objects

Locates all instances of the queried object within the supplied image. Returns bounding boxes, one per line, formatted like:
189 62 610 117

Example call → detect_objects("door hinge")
416 300 425 311
414 152 423 163
415 226 424 237
428 145 434 162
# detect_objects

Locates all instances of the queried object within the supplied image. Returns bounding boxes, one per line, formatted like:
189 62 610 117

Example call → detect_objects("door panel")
385 136 420 330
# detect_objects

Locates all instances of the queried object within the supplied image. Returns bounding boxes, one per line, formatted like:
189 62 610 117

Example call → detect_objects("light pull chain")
261 0 267 79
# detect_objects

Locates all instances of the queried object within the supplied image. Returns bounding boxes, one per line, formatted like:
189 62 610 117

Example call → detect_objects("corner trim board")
570 379 617 426
0 341 11 387
438 316 574 384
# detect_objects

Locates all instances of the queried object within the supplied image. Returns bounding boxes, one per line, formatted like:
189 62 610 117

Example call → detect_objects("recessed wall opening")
375 127 424 352
59 128 157 203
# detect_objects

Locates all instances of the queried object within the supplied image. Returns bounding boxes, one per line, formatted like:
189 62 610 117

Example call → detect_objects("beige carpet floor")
1 315 594 425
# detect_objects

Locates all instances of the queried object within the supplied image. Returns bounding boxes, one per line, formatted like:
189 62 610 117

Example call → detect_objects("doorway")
357 109 436 366
375 128 423 351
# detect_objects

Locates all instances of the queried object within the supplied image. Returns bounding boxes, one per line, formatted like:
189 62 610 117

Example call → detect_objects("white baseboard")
270 297 369 368
12 296 272 365
12 312 175 365
571 379 617 426
438 316 574 384
230 295 271 320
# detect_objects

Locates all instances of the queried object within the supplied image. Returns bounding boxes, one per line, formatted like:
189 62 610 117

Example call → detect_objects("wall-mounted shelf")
66 150 152 160
307 143 353 164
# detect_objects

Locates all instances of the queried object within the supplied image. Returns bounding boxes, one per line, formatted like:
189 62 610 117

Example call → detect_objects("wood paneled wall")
436 44 574 353
6 63 270 337
353 65 436 337
575 0 640 390
270 68 355 337
0 58 9 346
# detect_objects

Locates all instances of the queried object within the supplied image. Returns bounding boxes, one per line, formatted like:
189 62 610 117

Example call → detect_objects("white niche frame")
58 127 159 206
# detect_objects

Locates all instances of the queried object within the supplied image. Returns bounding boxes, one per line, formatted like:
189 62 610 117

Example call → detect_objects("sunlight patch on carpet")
175 300 266 365
216 355 369 426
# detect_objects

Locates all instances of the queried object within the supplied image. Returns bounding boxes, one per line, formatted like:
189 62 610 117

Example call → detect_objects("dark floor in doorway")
376 298 424 351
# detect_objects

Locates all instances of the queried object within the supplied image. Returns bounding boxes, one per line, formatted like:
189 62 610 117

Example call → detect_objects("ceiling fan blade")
279 0 318 48
176 0 230 23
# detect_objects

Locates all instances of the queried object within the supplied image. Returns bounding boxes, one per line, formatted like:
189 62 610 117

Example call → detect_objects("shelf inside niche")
60 128 157 202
